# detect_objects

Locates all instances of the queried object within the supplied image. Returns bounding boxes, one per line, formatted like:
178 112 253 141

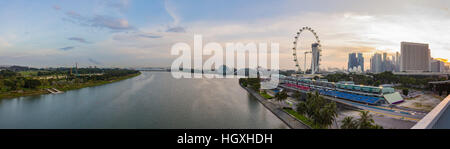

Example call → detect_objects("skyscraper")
357 53 364 72
400 42 431 72
370 53 383 73
348 53 357 71
348 52 364 72
395 52 401 72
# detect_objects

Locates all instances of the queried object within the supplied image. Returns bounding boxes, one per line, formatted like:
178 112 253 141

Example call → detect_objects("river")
0 71 288 129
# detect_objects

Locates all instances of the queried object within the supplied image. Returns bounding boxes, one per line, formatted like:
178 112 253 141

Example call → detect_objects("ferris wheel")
292 26 322 74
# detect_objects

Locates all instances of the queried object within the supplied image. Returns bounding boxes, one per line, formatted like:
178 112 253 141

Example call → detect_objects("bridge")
135 68 170 72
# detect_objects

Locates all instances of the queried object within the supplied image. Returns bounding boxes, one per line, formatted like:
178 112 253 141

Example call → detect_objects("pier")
46 88 63 94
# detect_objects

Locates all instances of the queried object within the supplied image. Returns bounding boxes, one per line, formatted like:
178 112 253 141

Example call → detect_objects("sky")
0 0 449 70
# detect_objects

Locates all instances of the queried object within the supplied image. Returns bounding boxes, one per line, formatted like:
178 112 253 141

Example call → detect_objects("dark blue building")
348 53 364 72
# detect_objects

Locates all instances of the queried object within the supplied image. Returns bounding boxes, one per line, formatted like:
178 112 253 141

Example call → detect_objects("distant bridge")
135 68 170 72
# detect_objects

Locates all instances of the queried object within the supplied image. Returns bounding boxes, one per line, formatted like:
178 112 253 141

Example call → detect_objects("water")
0 72 288 129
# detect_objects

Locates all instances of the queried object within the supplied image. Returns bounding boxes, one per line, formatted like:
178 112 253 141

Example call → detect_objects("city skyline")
0 0 449 70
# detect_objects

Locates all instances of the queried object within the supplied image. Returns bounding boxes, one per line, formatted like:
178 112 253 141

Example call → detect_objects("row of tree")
341 111 383 129
296 92 338 128
2 77 42 91
324 71 447 88
294 92 382 129
239 78 261 91
0 69 139 92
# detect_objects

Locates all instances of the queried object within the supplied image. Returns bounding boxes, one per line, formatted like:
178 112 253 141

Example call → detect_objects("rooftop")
412 95 450 129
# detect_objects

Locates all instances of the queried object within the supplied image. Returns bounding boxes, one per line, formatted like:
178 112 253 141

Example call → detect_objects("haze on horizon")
0 0 449 70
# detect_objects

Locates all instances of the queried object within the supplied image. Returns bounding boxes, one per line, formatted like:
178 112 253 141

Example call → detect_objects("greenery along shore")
0 67 141 99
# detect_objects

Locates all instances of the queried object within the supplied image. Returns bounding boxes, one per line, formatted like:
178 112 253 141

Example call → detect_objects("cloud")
68 37 90 44
88 58 102 65
59 46 75 51
0 37 11 48
113 32 163 41
166 26 186 33
63 11 134 32
106 0 131 13
53 5 61 11
91 15 133 30
164 0 181 26
136 33 163 39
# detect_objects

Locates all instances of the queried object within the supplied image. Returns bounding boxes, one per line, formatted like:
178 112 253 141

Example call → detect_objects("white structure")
400 42 431 72
311 43 321 74
348 65 363 73
292 26 322 75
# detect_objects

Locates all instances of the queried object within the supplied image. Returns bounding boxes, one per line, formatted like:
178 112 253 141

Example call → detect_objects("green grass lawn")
284 108 323 129
18 71 39 77
260 92 273 99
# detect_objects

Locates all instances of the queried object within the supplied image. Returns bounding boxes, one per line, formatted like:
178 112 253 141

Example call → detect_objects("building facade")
348 52 364 72
400 42 431 72
370 53 383 73
395 52 401 72
431 59 445 72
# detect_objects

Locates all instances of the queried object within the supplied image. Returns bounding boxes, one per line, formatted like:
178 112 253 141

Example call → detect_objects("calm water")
0 72 288 129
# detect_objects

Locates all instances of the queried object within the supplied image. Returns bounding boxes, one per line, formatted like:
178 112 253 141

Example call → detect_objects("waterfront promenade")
242 86 311 129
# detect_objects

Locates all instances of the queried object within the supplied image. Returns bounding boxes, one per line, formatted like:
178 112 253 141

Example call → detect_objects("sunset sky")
0 0 449 70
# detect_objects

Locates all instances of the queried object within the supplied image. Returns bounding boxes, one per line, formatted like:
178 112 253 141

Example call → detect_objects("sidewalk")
242 86 311 129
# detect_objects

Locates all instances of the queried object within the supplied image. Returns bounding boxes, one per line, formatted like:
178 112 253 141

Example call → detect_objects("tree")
292 91 302 100
296 92 338 128
341 117 358 129
24 79 41 89
0 70 17 78
402 89 409 96
275 90 288 107
373 80 381 87
3 79 18 91
358 111 375 129
340 111 383 129
247 78 261 91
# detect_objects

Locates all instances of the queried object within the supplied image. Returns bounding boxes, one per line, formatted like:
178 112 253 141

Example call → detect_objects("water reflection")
0 72 288 129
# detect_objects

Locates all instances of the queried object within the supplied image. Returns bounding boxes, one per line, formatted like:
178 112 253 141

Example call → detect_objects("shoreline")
240 84 311 129
0 72 141 100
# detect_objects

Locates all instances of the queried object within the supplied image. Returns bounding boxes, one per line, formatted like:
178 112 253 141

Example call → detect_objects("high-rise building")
431 59 445 72
357 53 364 72
395 52 401 72
348 52 364 72
382 52 388 72
400 42 431 72
445 65 450 73
370 53 383 73
311 43 320 74
348 53 357 71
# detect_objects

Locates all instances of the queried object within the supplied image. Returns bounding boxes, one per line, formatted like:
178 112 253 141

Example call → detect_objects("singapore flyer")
292 26 322 74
